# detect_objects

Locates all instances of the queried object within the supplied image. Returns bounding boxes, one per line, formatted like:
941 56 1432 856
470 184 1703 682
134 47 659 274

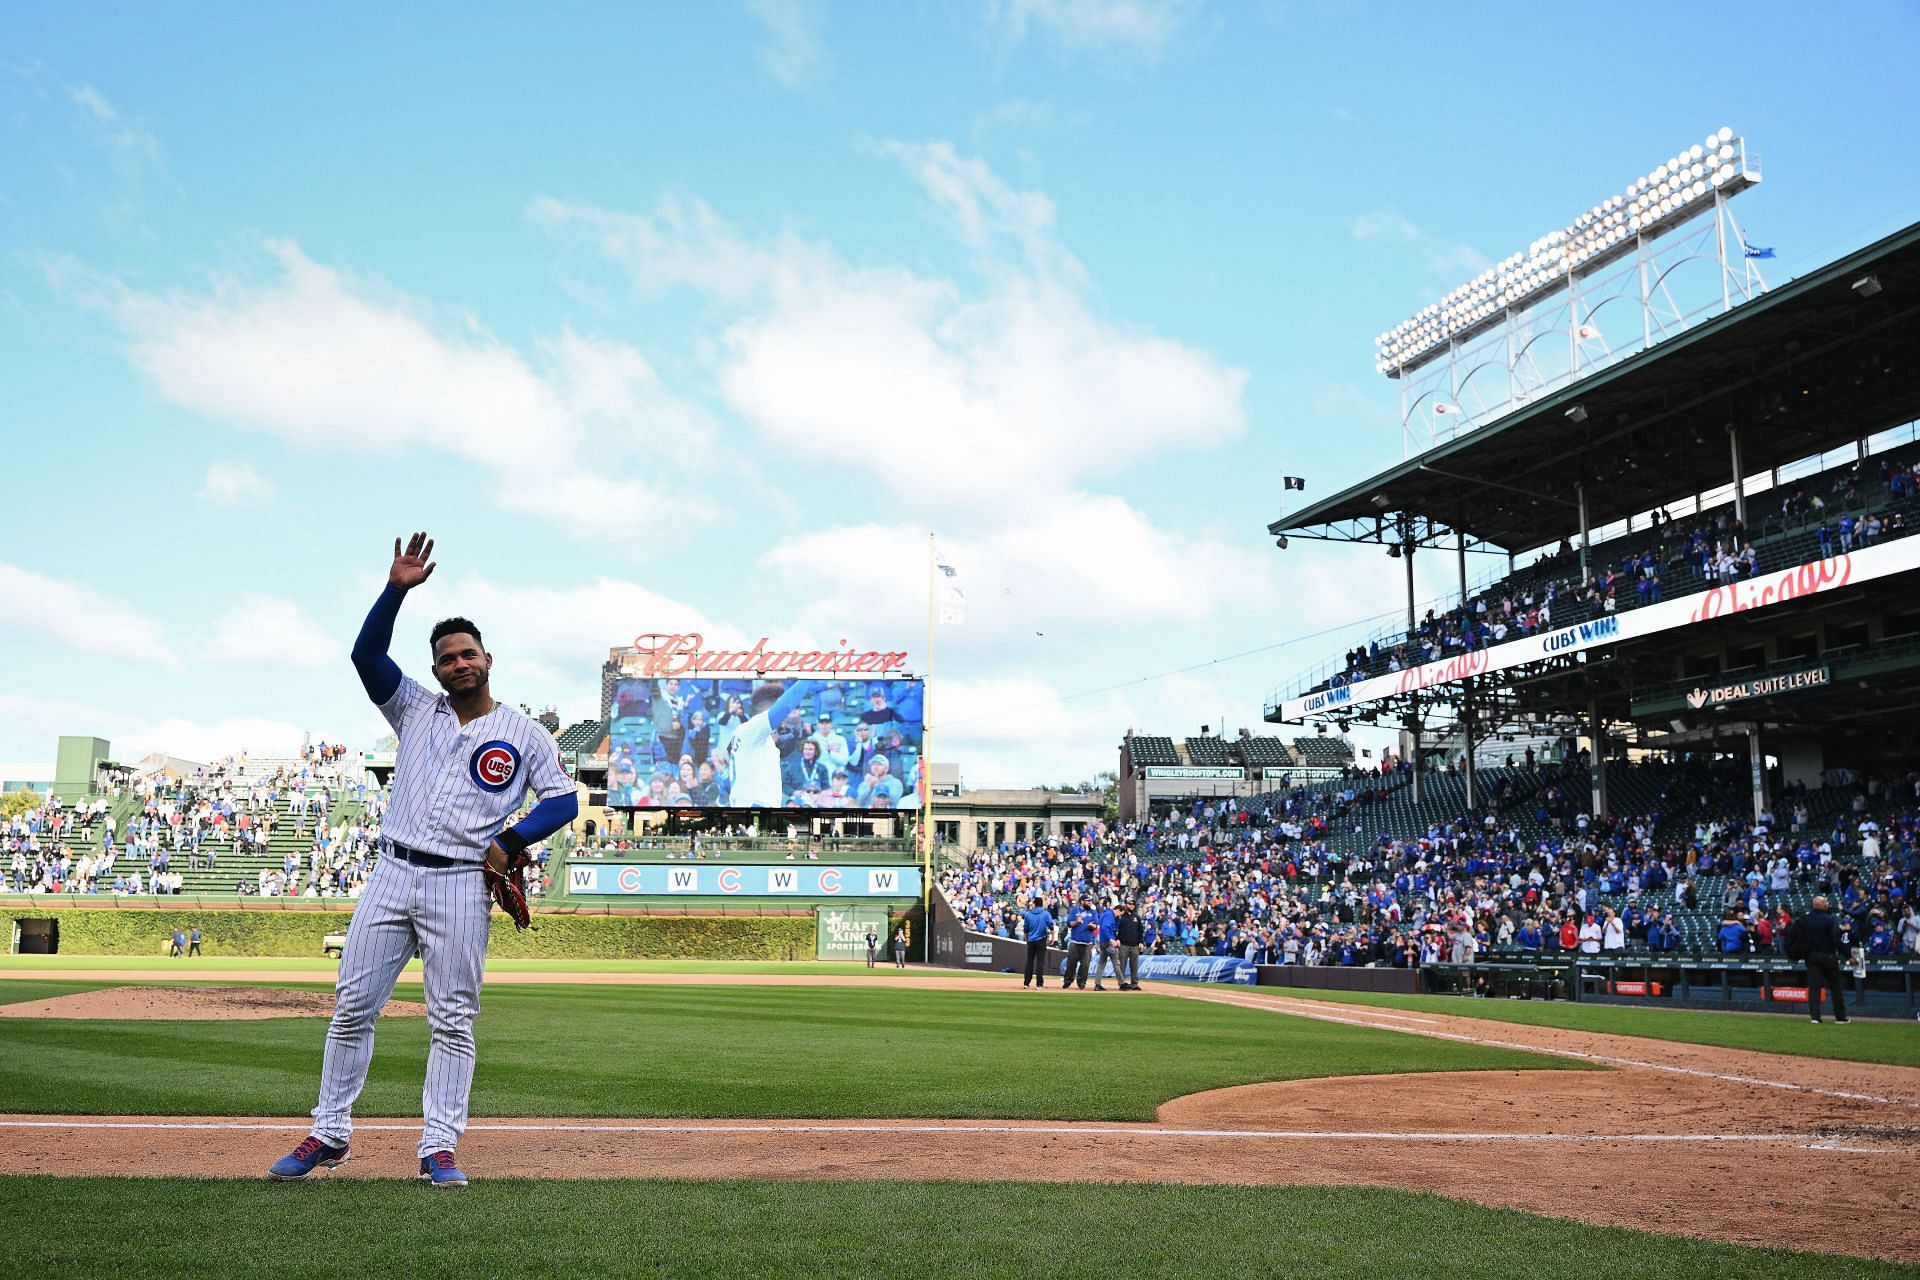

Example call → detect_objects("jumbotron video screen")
606 676 925 810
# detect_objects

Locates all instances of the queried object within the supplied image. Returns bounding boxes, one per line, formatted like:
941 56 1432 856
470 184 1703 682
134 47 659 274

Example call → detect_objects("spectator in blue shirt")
1063 898 1098 990
1716 915 1747 954
1515 920 1544 952
1021 896 1054 989
1092 903 1118 991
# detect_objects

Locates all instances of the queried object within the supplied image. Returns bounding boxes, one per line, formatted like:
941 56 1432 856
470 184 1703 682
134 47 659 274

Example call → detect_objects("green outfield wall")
4 904 820 960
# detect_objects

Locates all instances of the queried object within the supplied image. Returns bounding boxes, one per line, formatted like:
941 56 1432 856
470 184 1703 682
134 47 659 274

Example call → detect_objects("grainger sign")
1278 538 1920 721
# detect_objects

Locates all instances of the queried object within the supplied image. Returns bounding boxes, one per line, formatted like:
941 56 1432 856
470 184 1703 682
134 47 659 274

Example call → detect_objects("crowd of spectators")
1323 450 1920 693
938 761 1920 970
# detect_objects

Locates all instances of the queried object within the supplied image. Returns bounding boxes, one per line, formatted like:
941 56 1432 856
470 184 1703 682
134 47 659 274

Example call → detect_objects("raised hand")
390 532 437 590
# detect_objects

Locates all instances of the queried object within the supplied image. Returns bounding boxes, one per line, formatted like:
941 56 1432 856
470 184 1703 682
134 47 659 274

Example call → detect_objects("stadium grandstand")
1263 218 1920 828
961 170 1920 1016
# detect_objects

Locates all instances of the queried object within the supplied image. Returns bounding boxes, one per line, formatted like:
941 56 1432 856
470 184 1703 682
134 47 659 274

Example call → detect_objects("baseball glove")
483 850 534 930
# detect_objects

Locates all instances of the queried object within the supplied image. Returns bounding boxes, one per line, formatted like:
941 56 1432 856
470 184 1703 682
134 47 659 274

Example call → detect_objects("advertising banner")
1681 666 1830 711
1135 955 1257 984
816 904 891 960
1143 766 1244 780
1279 538 1920 721
566 862 921 898
607 675 924 810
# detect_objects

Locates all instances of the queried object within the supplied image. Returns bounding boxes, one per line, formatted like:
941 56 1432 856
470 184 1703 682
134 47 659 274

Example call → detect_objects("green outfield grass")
1249 986 1920 1068
0 955 982 978
1 1177 1909 1280
0 981 1577 1120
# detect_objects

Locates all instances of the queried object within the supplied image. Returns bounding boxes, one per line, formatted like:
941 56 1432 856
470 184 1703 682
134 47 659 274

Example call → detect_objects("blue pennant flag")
1743 239 1776 260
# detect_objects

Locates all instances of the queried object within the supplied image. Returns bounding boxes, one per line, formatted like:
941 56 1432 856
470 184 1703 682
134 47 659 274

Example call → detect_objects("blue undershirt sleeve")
498 792 579 855
351 584 406 706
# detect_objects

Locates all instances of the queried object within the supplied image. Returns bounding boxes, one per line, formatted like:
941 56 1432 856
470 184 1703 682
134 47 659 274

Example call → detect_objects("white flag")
1433 402 1462 415
935 553 965 625
1575 322 1601 341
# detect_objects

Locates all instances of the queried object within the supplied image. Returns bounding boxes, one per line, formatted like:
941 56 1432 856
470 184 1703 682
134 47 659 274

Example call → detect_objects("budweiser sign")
623 632 910 678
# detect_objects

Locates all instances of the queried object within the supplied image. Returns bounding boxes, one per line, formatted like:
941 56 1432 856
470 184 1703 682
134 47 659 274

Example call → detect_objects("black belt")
384 841 471 869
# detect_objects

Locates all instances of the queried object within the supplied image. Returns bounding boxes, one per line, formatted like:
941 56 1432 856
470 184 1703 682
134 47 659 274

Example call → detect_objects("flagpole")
920 530 936 960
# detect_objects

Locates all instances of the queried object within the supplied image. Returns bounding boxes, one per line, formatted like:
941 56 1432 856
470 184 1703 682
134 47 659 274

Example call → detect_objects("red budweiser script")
1689 555 1854 624
627 633 910 678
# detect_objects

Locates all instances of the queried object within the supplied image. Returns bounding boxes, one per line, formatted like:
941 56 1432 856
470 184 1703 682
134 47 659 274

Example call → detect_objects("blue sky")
4 0 1919 785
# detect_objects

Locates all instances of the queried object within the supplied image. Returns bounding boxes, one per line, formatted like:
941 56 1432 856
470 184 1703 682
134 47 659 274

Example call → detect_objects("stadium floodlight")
1375 126 1760 375
1565 403 1589 423
1852 273 1883 298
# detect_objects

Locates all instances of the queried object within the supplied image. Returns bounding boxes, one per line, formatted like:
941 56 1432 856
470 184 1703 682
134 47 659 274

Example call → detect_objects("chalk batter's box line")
0 1119 1904 1145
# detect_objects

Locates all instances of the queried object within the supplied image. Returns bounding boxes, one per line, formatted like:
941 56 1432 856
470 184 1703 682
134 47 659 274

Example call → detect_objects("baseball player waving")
269 532 578 1188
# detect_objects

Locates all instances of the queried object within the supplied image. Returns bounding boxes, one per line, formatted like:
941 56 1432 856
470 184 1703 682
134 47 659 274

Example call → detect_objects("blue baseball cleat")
419 1150 469 1188
268 1136 349 1180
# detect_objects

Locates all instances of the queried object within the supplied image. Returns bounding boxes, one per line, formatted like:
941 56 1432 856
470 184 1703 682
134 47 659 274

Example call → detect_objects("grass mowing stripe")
0 1177 1909 1280
0 983 1581 1121
1245 986 1920 1068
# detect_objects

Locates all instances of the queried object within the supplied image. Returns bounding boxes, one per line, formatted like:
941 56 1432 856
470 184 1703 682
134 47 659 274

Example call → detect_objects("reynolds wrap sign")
567 862 921 898
1277 538 1920 721
1136 955 1257 984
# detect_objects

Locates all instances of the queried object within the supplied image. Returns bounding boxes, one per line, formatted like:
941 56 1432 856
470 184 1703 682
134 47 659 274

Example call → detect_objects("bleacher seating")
556 718 606 755
1293 443 1920 702
1126 736 1180 768
940 758 1920 965
1184 737 1232 766
1236 736 1293 768
1292 736 1354 768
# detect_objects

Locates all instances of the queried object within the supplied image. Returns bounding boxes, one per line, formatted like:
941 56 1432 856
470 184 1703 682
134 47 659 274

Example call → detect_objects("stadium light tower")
1377 127 1766 458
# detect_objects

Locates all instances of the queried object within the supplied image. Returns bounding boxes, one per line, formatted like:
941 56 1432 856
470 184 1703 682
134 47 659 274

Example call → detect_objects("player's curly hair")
430 617 484 652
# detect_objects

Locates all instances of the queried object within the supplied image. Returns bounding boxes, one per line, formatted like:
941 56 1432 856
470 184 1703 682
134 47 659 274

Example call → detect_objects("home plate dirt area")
1 976 1914 1263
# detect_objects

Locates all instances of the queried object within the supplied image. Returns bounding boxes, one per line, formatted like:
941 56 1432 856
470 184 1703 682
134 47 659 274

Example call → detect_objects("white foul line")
1166 989 1920 1111
0 1119 1867 1144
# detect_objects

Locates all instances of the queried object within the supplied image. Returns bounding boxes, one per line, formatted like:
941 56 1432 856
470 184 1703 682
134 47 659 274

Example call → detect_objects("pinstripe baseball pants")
310 853 491 1158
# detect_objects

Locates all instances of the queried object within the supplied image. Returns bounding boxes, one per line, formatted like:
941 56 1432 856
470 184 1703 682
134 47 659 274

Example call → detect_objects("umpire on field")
1802 895 1851 1024
1021 895 1054 989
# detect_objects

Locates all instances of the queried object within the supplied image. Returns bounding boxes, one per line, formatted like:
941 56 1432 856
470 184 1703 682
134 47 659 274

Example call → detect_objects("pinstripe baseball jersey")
376 675 571 861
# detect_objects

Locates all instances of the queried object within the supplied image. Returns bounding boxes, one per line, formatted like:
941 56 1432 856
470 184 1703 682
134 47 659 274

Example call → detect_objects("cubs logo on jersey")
469 740 521 793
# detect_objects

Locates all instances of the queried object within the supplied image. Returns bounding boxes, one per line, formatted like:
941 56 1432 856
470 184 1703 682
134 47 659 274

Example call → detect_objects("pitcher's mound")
0 986 428 1021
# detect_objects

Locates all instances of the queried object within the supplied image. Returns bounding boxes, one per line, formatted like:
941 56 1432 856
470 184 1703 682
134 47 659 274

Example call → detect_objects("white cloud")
0 561 180 669
984 0 1201 62
0 693 333 766
1352 207 1489 279
197 460 277 507
206 595 343 672
86 242 711 536
745 0 828 88
68 83 164 174
764 491 1274 647
535 143 1246 509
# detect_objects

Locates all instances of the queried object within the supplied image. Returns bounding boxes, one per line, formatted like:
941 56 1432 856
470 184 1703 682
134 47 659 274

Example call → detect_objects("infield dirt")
2 974 1914 1262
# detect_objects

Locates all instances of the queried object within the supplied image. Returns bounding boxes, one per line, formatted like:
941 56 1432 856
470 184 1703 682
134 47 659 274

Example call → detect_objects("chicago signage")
623 632 911 678
1277 538 1920 721
1684 667 1830 711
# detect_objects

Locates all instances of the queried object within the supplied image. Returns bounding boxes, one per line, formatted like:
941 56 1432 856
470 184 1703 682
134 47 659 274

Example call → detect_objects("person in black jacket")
1113 901 1147 990
1802 896 1850 1024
